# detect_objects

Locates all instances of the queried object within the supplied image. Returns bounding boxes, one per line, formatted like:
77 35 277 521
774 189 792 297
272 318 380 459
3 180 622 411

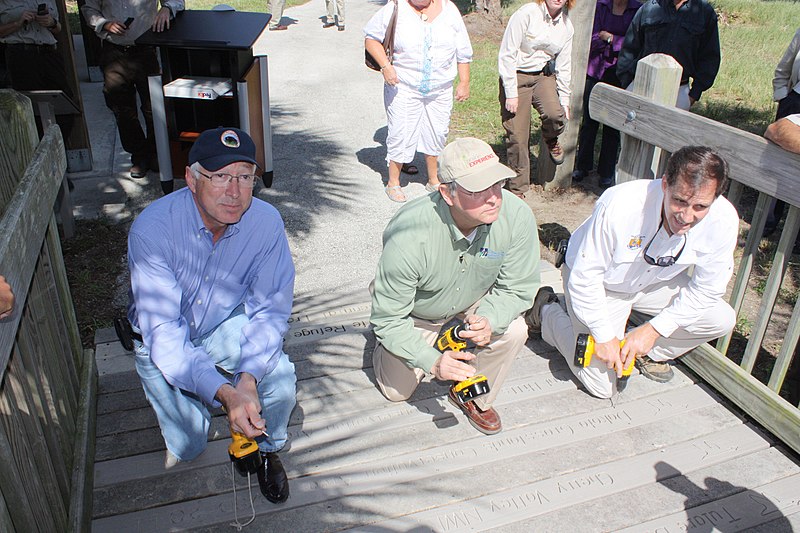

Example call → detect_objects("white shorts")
384 83 453 164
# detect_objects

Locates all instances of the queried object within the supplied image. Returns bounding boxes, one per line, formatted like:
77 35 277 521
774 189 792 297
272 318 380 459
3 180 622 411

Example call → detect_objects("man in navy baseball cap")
126 125 296 504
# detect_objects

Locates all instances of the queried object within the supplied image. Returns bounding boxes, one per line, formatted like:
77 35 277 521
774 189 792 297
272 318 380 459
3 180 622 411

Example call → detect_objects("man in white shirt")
527 146 738 399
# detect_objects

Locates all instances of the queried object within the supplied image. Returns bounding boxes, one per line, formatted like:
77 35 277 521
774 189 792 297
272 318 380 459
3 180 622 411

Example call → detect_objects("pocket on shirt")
679 19 705 36
210 279 248 311
473 256 504 289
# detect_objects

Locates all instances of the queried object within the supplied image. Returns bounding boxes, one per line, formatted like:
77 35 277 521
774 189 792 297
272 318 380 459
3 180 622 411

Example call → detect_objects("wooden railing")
0 89 96 531
589 54 800 455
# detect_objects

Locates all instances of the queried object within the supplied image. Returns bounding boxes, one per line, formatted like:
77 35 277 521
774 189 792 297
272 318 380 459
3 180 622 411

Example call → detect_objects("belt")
6 43 57 51
517 69 544 76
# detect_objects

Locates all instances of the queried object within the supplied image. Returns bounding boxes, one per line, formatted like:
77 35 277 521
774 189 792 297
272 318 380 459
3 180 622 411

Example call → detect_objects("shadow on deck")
90 269 800 531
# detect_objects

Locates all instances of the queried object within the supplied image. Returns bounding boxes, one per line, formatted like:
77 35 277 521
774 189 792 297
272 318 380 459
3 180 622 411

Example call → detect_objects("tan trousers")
373 304 528 411
499 72 565 194
325 0 344 24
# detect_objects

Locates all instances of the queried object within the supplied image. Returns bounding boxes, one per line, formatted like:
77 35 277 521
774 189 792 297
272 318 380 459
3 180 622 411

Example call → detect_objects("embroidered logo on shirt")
627 235 644 249
478 247 505 259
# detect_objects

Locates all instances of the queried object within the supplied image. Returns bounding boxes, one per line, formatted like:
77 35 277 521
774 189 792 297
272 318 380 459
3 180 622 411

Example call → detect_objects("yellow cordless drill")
228 431 262 476
436 320 491 404
574 333 635 392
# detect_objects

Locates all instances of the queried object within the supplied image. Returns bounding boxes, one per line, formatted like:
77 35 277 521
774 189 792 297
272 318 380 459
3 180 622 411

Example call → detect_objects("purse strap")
383 0 399 61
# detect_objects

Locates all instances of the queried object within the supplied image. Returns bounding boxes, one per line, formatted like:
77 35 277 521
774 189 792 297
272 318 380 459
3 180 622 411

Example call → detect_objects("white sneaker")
165 449 180 469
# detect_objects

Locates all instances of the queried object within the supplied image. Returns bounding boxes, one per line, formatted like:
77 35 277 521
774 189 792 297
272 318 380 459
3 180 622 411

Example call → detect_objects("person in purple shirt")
573 0 641 188
127 127 295 504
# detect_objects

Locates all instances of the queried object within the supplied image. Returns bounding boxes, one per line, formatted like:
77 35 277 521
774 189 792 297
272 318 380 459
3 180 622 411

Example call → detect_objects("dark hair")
664 146 729 197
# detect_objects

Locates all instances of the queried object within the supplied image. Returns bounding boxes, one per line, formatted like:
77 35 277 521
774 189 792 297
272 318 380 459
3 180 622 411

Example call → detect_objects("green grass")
451 0 800 142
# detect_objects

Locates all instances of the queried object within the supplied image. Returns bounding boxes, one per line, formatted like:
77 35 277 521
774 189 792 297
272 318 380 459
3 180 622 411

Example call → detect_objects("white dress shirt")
565 179 738 344
498 0 574 106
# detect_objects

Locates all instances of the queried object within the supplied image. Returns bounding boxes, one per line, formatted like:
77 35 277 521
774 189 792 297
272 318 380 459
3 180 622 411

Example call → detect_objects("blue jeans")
134 308 296 461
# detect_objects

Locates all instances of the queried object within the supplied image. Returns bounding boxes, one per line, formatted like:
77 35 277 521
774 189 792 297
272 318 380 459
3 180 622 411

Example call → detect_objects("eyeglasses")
195 171 258 188
457 179 508 198
642 230 686 267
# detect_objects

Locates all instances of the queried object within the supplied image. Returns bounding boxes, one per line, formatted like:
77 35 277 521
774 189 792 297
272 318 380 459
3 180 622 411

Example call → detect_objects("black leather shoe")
257 451 289 503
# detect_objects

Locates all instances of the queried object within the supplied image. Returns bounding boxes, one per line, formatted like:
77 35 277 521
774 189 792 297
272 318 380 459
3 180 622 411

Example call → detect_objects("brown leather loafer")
448 386 501 435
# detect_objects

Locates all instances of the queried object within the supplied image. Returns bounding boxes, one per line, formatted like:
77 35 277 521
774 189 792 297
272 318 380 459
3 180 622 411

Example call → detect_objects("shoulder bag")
365 0 399 71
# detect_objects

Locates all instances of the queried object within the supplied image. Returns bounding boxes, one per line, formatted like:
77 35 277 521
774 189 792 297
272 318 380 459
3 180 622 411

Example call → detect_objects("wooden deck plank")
91 291 800 531
350 424 771 532
488 448 800 533
93 384 731 527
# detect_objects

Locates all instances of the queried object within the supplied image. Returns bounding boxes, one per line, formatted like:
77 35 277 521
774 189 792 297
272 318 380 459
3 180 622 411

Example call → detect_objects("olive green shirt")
370 190 541 372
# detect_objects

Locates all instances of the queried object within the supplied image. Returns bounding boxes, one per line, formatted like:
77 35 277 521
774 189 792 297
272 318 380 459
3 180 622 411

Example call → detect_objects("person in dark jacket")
616 0 720 110
573 0 641 188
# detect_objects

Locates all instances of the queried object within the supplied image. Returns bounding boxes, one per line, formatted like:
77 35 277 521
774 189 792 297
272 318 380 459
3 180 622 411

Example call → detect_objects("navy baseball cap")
188 127 258 171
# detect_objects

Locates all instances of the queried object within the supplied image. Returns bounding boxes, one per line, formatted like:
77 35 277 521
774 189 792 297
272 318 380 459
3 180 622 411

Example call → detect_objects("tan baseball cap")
438 137 515 193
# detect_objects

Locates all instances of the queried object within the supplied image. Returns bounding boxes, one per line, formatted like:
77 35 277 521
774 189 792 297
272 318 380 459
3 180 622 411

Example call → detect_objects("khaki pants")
500 72 565 194
325 0 344 24
541 265 736 399
373 302 528 411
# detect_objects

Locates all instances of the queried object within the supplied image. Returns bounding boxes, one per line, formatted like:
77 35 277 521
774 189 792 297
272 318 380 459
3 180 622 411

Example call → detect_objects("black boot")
257 451 289 503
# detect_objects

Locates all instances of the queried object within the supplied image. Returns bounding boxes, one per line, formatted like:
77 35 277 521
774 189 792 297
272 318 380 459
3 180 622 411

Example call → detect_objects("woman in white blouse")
365 0 473 203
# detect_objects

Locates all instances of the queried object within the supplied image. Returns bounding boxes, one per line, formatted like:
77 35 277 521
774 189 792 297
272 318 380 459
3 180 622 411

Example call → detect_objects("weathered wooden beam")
615 53 682 184
589 83 800 206
0 353 60 531
0 126 67 381
68 349 97 533
715 192 771 355
5 352 68 527
741 206 800 373
0 91 38 209
535 0 596 189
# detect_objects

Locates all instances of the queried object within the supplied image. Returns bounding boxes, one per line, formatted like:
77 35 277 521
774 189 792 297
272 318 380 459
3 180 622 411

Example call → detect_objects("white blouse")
364 0 473 94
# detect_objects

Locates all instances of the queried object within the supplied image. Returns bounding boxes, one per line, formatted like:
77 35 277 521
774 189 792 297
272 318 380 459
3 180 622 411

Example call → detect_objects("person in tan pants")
370 138 541 435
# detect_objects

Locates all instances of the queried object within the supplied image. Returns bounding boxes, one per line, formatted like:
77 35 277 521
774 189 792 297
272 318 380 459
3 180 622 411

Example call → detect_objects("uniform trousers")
499 71 565 195
372 300 528 411
99 42 158 166
541 265 735 399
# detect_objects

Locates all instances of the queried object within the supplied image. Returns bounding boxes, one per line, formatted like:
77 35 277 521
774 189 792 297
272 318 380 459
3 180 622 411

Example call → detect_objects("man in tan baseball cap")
370 137 542 434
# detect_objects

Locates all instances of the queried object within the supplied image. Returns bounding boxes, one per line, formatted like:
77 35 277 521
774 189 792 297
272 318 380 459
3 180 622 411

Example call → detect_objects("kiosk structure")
137 10 273 193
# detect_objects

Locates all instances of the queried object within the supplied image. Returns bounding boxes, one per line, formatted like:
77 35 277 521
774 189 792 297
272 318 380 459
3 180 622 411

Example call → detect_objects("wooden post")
615 53 682 183
0 91 39 209
534 0 596 190
53 0 93 170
